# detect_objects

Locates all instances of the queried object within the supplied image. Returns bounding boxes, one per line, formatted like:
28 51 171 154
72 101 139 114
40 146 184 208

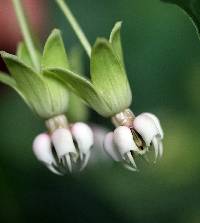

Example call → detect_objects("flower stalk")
55 0 92 57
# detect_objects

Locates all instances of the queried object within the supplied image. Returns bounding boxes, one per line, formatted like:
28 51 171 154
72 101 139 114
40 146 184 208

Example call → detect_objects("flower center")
45 114 68 133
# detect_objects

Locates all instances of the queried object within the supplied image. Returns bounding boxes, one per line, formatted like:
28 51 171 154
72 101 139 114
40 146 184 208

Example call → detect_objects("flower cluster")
0 0 164 175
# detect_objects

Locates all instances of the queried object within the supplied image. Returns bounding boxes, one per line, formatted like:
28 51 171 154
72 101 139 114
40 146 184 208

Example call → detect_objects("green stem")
12 0 40 70
56 0 92 57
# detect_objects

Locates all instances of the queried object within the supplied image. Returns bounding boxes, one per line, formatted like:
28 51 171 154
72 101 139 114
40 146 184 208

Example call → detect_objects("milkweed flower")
104 110 163 171
33 115 93 174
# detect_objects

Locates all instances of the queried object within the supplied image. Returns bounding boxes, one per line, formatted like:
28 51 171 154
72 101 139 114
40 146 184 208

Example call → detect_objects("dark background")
0 0 200 222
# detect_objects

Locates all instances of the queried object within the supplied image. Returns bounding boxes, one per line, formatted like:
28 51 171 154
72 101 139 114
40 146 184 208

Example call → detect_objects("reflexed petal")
103 132 121 161
32 133 55 165
142 113 164 138
71 122 94 154
113 126 139 156
51 128 77 159
133 114 160 146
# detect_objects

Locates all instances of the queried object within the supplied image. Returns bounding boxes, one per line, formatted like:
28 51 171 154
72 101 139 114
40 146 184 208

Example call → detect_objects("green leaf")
91 38 132 115
16 42 42 69
109 21 124 66
44 67 112 117
41 29 69 70
161 0 200 38
0 51 53 118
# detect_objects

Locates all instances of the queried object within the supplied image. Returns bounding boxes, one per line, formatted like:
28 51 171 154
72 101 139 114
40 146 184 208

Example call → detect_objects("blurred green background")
0 0 200 222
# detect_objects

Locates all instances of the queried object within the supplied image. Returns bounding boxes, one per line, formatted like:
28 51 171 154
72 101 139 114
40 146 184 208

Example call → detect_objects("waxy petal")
51 128 77 159
133 114 161 146
113 126 139 156
71 122 94 154
142 113 164 139
32 133 55 165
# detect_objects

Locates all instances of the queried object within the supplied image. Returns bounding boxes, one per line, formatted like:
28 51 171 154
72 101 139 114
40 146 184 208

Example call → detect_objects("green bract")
0 29 69 119
44 22 132 117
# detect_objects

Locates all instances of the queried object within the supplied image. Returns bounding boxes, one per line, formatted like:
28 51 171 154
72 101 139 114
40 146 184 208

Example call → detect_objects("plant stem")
56 0 92 57
12 0 40 70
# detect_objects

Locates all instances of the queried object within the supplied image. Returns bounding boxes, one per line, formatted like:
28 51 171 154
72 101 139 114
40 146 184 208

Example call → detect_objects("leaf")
16 42 42 69
41 29 69 70
43 67 112 117
0 51 53 119
91 38 132 115
161 0 200 38
109 21 124 66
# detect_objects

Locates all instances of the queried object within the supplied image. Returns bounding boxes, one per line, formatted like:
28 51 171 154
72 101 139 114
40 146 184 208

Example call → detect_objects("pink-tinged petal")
71 122 94 155
32 133 55 165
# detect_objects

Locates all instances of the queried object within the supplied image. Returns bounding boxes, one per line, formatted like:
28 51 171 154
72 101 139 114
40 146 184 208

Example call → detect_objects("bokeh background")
0 0 200 222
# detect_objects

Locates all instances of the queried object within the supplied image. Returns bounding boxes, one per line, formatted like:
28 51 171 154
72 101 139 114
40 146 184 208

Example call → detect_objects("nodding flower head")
32 115 94 175
104 109 163 171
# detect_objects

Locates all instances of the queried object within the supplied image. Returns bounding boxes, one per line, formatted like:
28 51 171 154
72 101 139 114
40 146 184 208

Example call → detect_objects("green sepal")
41 29 70 70
90 38 132 115
43 67 113 117
16 42 42 69
109 21 124 66
0 51 54 118
161 0 200 38
0 71 33 108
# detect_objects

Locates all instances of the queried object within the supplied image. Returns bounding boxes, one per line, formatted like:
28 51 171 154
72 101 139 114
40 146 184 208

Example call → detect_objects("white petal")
103 132 121 161
113 126 139 156
142 113 164 139
133 114 160 146
32 133 55 165
71 122 94 154
51 128 77 159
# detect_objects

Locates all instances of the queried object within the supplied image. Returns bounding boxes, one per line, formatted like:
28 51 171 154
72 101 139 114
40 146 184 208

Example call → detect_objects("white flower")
104 112 163 171
32 122 94 175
